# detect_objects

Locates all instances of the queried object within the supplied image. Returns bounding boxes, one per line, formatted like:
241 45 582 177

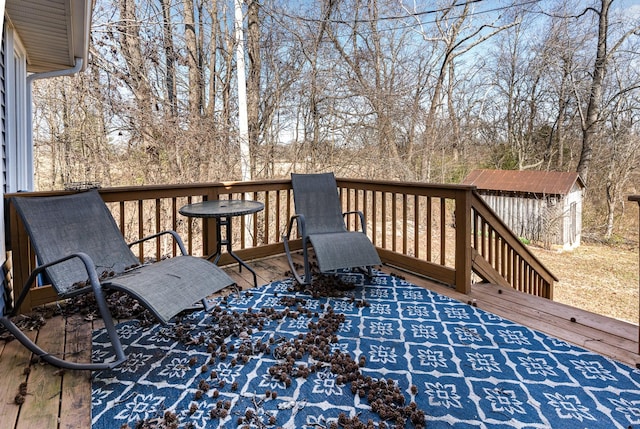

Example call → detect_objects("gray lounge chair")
1 190 235 370
283 172 381 284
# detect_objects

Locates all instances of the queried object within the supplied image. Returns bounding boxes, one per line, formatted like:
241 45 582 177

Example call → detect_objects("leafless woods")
31 0 640 239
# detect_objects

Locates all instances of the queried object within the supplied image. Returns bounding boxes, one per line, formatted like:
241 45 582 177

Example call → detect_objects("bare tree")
246 0 262 176
603 99 640 238
537 8 585 171
576 0 639 185
321 0 443 179
117 0 156 150
160 0 177 116
183 0 203 118
29 0 640 242
416 1 519 180
576 0 611 184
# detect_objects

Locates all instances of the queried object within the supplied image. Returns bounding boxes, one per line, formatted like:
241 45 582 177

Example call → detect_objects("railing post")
628 195 640 354
455 188 472 294
8 203 32 313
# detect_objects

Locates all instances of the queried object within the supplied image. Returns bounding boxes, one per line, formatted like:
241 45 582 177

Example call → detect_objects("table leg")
209 217 224 265
208 216 258 287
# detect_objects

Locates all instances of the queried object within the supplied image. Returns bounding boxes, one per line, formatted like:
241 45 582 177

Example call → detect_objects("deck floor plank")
251 259 288 285
474 282 638 341
266 253 297 278
59 314 92 429
0 328 35 429
472 283 638 345
15 316 64 429
469 283 639 366
221 260 274 291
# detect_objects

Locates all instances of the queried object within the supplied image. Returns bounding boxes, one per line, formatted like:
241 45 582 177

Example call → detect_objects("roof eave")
6 0 92 73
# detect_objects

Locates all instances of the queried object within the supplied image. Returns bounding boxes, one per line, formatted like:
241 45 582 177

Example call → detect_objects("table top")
179 200 264 218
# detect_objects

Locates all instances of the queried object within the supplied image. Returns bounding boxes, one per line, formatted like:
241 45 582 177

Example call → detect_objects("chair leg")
353 266 376 279
89 276 128 368
283 235 312 285
301 237 312 284
0 253 127 370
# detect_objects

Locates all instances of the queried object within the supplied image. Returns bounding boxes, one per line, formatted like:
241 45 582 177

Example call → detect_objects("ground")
531 243 639 325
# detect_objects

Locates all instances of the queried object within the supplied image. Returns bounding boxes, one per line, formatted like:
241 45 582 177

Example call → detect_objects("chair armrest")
284 214 306 239
342 210 366 232
127 230 189 256
9 252 100 317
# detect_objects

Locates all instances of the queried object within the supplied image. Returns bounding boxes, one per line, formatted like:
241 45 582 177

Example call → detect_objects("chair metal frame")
283 173 380 285
1 191 235 370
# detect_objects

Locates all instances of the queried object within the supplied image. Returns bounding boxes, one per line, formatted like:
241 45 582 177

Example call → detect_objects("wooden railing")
470 192 557 298
335 179 556 296
6 178 556 313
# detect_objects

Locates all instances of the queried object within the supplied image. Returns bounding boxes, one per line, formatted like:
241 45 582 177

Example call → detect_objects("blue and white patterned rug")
92 271 640 428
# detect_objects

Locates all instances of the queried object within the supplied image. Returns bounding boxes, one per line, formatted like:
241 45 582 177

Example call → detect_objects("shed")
462 169 585 250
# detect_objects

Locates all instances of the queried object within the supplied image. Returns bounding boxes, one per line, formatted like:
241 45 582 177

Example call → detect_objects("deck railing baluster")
440 198 446 266
137 200 144 261
186 196 194 255
402 194 408 255
155 198 161 259
392 193 397 252
382 192 388 249
371 191 378 246
426 196 432 262
414 195 420 259
171 197 178 257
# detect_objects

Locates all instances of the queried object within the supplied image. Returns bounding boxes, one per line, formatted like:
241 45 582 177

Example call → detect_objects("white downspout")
26 57 83 190
234 0 255 248
0 0 6 272
234 0 250 182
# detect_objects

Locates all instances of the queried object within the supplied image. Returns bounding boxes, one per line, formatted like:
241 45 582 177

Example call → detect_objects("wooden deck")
1 253 638 429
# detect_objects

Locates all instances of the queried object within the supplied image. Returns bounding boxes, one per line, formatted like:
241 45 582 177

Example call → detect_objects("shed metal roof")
462 169 585 195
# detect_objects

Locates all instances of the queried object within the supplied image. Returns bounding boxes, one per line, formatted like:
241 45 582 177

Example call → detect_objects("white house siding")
1 24 5 194
1 19 28 313
0 22 6 314
4 24 27 193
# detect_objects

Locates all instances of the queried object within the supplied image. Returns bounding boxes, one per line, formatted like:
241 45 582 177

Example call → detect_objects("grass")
531 242 639 325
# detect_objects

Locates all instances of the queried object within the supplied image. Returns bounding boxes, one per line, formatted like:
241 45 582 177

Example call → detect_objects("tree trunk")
447 61 460 163
605 170 616 239
160 0 177 116
183 0 202 118
577 0 611 184
246 0 261 176
117 0 155 152
207 0 219 117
